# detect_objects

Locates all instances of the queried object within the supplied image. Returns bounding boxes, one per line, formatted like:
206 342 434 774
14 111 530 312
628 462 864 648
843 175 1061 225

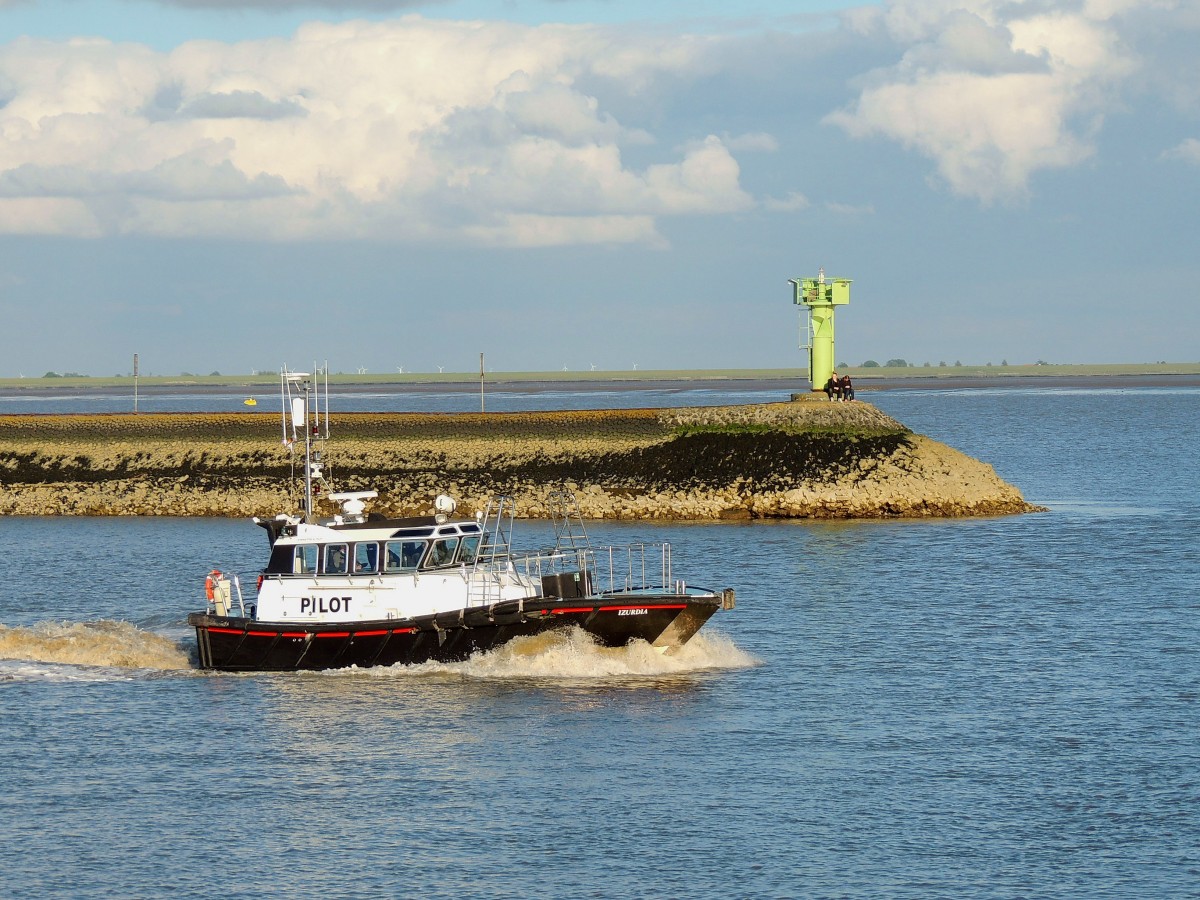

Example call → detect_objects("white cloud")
179 90 307 120
723 131 779 152
827 0 1144 203
464 214 662 248
643 136 754 214
1163 137 1200 164
0 156 292 200
763 191 809 211
0 19 752 245
824 201 875 215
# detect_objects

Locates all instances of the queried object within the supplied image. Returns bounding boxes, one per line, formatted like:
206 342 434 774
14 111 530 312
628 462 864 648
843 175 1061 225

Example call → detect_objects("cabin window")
354 542 378 573
384 540 425 573
265 545 292 574
324 543 349 575
459 535 481 565
294 544 318 574
425 537 459 569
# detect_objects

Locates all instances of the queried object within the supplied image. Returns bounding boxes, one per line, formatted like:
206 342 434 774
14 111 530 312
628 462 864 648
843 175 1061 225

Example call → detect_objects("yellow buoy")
243 398 257 406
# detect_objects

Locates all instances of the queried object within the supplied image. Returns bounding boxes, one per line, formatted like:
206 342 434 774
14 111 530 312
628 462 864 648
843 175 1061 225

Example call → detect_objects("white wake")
0 620 192 676
349 627 759 681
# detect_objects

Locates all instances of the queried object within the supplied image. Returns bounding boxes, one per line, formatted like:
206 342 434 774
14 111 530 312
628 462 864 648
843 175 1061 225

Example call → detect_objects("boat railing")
479 542 675 601
207 573 248 617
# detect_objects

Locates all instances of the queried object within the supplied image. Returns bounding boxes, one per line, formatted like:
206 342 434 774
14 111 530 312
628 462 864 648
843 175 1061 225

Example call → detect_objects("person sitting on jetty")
824 373 841 401
840 374 855 402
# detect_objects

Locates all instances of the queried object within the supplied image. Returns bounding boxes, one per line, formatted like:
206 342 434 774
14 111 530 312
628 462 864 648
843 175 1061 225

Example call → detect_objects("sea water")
1 384 1198 899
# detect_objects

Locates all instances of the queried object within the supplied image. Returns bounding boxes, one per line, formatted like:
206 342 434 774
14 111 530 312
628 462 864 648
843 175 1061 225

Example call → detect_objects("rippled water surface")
2 384 1198 899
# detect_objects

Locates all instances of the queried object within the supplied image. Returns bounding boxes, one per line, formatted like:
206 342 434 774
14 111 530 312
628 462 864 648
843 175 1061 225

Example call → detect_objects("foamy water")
350 627 759 681
0 617 754 683
0 619 193 673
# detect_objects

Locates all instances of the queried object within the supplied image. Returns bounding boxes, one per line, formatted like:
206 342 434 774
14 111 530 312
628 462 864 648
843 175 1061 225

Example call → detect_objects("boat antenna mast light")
282 364 332 522
788 267 851 392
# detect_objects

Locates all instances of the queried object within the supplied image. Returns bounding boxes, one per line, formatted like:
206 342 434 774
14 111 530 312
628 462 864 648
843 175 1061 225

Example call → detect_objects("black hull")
188 595 721 672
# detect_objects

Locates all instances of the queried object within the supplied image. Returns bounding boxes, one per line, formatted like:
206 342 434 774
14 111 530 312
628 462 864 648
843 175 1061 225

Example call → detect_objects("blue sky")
1 0 1198 377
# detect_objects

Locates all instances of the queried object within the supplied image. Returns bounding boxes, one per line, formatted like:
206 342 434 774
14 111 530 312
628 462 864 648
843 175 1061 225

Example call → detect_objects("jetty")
0 399 1039 519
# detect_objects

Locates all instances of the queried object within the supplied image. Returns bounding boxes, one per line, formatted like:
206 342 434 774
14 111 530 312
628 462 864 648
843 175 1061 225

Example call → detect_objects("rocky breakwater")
0 400 1041 519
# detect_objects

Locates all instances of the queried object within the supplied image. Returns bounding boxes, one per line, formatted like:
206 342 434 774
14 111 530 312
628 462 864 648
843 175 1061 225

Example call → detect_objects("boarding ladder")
468 496 516 605
546 489 595 596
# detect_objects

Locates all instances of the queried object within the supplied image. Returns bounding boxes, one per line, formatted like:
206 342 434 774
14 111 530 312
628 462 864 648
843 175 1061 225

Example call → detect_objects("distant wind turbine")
357 366 367 375
396 366 404 374
590 363 596 371
437 365 444 373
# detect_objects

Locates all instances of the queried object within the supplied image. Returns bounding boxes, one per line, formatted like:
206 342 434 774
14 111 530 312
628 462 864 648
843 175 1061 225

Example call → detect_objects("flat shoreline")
1 372 1198 402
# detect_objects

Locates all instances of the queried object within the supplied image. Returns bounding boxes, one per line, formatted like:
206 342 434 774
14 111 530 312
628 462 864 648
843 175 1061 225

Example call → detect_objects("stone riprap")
0 399 1040 519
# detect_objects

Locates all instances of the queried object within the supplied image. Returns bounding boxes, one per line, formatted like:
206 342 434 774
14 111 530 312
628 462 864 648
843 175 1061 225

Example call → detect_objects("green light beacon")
789 267 851 392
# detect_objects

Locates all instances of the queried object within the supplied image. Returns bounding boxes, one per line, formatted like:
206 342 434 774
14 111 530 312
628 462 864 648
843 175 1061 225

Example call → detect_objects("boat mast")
302 374 315 521
284 369 324 523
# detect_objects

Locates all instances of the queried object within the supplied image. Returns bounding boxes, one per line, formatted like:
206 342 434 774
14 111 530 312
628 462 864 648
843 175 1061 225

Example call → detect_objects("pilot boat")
188 370 734 672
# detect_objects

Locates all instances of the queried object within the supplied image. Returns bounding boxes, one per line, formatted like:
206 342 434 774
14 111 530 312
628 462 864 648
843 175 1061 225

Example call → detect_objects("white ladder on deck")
468 496 516 605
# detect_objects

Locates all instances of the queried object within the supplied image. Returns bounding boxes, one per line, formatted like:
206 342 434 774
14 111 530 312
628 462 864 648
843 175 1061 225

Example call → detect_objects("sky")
1 0 1198 377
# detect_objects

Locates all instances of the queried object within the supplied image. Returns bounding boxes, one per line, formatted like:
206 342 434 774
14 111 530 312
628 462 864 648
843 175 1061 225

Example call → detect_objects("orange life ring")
205 569 222 601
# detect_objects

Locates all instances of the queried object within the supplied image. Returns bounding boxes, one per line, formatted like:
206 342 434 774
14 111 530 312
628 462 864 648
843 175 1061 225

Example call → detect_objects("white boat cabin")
253 517 541 624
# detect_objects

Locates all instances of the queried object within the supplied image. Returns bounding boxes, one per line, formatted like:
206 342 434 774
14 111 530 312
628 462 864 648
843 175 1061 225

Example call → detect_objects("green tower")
789 267 851 391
